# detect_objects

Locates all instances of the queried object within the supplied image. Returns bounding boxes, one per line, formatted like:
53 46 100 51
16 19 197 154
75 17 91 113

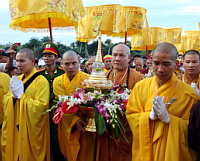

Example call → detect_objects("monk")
1 48 50 161
86 56 96 74
126 42 199 161
179 50 200 96
135 57 148 75
0 72 10 161
107 44 143 89
53 51 94 161
100 44 143 161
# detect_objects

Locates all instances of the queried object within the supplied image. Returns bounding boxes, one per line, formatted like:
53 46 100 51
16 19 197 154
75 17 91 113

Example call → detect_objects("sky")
0 0 200 45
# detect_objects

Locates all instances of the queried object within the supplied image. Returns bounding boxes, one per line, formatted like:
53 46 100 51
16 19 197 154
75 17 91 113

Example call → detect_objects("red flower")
117 87 124 94
122 99 128 109
62 102 79 114
53 102 79 124
53 107 64 124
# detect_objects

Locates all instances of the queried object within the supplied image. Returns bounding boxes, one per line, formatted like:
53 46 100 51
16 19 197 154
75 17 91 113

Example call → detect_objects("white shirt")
0 63 7 72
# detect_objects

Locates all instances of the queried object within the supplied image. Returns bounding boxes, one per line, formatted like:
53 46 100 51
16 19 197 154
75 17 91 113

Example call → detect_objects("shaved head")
112 44 130 71
61 50 80 79
153 42 177 61
112 44 130 56
62 50 79 60
18 48 34 60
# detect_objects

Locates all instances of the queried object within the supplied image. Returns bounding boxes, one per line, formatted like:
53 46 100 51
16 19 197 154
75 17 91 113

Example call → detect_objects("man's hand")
191 83 200 96
153 96 170 123
76 119 86 132
149 107 158 120
6 49 16 57
10 76 24 99
9 43 20 51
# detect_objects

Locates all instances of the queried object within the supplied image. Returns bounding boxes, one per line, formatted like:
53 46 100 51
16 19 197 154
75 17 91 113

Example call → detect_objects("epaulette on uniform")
58 66 64 71
37 68 45 73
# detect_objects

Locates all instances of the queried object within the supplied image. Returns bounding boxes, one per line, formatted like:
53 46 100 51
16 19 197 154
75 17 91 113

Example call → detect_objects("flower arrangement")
51 84 131 139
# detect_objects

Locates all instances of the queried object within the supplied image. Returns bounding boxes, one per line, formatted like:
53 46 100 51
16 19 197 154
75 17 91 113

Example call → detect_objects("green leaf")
94 110 106 136
113 122 120 139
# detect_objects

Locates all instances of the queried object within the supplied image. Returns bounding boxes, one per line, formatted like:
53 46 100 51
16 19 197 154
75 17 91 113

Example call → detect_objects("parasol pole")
124 32 127 44
48 18 53 42
146 46 150 59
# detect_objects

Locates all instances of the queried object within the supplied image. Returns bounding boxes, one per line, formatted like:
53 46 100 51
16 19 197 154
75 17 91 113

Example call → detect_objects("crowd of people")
0 41 200 161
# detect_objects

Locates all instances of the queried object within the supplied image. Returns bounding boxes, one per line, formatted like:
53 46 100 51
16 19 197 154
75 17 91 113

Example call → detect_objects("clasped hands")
149 96 170 123
10 76 24 99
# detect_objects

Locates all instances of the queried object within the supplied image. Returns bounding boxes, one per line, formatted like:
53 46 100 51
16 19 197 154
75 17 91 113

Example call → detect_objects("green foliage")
0 37 149 59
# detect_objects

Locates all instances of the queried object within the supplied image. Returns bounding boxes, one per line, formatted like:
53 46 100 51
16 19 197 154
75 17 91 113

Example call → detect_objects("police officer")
38 42 65 161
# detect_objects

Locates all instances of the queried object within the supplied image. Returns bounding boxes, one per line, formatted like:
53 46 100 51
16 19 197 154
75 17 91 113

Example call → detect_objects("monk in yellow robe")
100 44 143 161
0 72 10 161
126 42 199 161
1 48 50 161
178 50 200 96
53 51 96 161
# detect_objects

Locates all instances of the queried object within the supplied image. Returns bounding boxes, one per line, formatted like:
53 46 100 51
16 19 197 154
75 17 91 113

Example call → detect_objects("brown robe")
98 67 143 161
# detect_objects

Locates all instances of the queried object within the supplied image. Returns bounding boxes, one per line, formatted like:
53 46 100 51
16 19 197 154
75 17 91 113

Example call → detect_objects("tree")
41 36 51 43
105 39 112 55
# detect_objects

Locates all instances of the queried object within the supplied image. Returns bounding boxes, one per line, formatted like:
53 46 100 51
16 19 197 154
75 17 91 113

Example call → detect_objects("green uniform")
39 65 65 107
38 65 65 161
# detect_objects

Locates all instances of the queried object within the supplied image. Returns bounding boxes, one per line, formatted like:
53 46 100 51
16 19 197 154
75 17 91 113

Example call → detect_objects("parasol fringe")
9 12 77 32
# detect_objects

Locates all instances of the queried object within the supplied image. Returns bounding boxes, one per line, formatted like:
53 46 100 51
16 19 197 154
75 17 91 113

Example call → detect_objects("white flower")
58 95 69 102
67 98 82 107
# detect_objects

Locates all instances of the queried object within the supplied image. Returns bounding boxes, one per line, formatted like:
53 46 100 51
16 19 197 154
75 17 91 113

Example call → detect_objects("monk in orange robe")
100 44 143 161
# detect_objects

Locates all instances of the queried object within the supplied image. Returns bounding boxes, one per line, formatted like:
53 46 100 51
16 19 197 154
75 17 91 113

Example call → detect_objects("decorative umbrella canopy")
163 27 182 45
9 0 85 41
115 6 147 37
131 27 182 51
176 35 187 53
76 4 120 42
76 4 148 42
184 31 200 51
131 27 164 50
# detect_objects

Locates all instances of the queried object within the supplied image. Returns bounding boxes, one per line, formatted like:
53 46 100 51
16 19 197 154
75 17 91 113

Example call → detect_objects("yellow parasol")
76 4 148 43
184 31 200 51
176 35 187 53
9 0 85 42
163 27 182 47
76 4 120 42
115 5 147 43
131 27 164 50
